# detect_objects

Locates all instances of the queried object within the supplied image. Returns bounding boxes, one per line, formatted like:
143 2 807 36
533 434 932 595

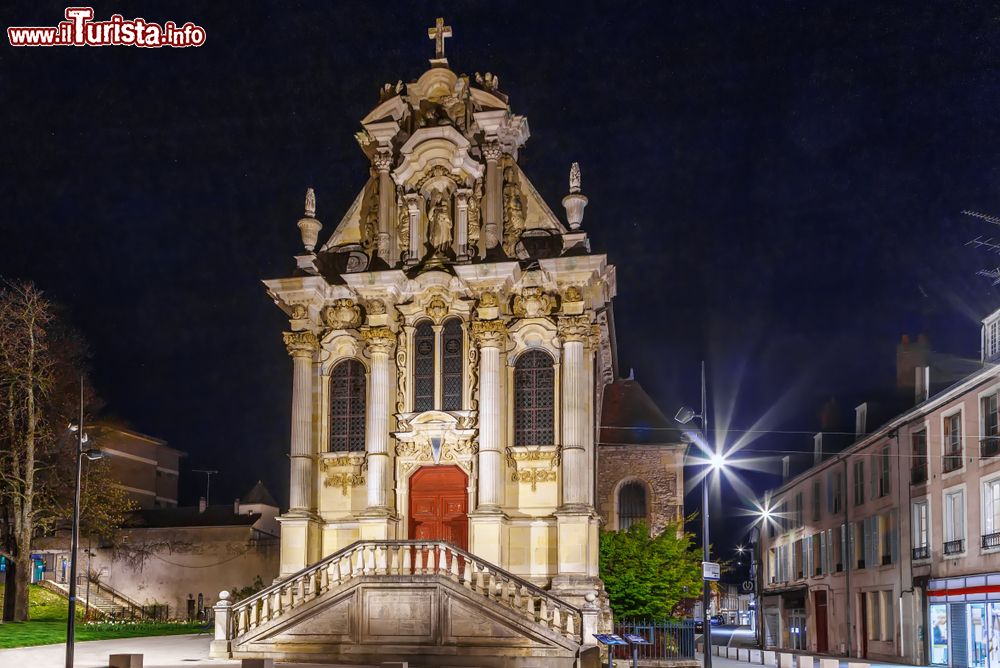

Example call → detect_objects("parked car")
710 614 726 626
694 619 704 633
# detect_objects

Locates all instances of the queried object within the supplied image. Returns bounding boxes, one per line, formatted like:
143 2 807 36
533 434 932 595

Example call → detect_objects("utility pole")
192 469 219 506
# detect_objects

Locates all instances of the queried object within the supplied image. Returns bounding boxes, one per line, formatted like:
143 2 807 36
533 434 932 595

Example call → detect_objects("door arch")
408 465 468 551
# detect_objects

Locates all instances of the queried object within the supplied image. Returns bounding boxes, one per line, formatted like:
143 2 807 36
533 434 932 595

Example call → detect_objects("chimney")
234 498 241 514
897 333 930 393
915 366 930 404
813 433 824 465
781 455 790 481
199 496 207 513
855 403 868 439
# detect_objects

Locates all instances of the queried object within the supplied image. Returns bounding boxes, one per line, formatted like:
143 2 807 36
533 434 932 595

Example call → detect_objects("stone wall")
596 445 684 535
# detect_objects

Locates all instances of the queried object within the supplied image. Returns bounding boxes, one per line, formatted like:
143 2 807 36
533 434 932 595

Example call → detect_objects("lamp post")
66 378 103 668
675 361 726 668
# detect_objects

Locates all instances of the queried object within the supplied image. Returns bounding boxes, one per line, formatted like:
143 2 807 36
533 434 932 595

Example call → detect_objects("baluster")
449 548 460 581
329 559 341 587
298 575 307 603
422 544 431 575
476 565 487 594
565 611 576 637
438 544 448 574
462 559 473 588
551 605 562 632
379 545 390 575
511 581 522 609
402 544 412 575
362 545 372 575
538 598 548 626
314 569 322 598
353 547 364 576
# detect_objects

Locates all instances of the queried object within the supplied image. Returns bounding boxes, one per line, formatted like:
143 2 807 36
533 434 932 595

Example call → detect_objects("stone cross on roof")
428 17 453 60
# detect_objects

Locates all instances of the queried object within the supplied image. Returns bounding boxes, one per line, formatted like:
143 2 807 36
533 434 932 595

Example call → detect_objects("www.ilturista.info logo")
8 7 206 48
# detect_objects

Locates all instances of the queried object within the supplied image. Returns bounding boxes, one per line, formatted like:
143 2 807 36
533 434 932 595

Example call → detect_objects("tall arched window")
513 350 555 446
441 319 463 411
413 321 435 413
618 481 647 530
330 359 366 452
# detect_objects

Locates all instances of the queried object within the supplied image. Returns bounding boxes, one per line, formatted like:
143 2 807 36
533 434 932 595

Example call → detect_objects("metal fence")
612 619 697 661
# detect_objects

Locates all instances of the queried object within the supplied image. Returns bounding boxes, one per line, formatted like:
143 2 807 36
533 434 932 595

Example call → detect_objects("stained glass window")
441 319 464 411
618 481 647 530
329 359 366 452
413 321 435 412
513 349 554 446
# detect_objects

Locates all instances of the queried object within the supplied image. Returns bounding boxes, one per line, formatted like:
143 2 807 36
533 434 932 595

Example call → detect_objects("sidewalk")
697 650 923 668
0 633 372 668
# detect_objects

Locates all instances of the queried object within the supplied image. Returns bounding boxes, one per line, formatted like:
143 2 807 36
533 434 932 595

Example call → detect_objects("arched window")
413 321 435 413
618 481 647 530
330 359 366 452
513 350 555 446
441 319 464 411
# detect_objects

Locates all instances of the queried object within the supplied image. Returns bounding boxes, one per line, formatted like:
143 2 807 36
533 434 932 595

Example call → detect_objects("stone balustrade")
218 540 583 645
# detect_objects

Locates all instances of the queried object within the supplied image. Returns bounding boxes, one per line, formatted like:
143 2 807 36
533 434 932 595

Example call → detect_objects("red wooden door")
409 465 468 550
814 590 829 653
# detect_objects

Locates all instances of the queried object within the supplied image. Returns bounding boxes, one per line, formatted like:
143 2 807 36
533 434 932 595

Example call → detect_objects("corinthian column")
558 316 595 509
361 326 395 511
472 320 507 509
373 150 393 261
283 330 319 513
482 141 503 252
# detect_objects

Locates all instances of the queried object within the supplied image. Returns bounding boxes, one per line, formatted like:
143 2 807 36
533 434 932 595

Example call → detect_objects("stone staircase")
46 576 154 620
211 539 601 667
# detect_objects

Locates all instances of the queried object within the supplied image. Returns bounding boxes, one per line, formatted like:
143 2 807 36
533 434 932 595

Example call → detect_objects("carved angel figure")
502 165 525 255
396 188 410 255
467 179 482 248
362 175 379 253
428 191 453 253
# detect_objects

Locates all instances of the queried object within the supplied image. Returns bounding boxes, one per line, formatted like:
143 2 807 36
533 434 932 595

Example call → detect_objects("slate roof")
241 480 278 507
600 377 684 446
128 505 260 529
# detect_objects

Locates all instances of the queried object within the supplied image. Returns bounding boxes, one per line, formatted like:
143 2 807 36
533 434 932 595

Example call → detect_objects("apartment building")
90 424 185 508
760 307 1000 667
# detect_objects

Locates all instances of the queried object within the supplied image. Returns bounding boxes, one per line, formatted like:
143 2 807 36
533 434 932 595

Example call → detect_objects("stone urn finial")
562 163 588 230
297 187 322 253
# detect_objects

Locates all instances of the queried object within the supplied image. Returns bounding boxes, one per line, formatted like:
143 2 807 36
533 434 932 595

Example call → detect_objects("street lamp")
66 379 102 668
676 360 728 668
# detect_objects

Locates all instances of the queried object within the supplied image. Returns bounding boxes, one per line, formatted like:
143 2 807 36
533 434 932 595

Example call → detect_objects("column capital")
557 315 598 346
361 326 396 354
471 319 508 348
372 149 393 172
482 140 503 163
283 330 319 357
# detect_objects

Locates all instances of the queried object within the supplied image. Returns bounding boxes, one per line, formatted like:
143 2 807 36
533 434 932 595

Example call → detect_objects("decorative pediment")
393 126 484 188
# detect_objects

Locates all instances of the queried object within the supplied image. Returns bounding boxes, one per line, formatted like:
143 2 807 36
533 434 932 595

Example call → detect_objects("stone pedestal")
277 512 322 576
469 509 508 565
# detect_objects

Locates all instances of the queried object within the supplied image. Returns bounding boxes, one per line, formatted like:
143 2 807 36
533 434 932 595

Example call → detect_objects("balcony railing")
983 532 1000 549
982 437 1000 460
912 546 930 560
911 463 927 485
943 454 963 473
944 539 965 555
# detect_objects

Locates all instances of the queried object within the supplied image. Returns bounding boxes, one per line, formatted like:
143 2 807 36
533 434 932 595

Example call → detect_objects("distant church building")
213 20 684 666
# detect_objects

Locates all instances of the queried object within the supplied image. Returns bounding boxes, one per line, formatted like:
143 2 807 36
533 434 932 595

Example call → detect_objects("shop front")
928 574 1000 668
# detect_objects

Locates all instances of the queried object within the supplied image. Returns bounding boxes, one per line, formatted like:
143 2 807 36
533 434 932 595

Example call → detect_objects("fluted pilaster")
558 316 596 508
483 142 502 251
373 150 393 261
362 326 395 511
472 320 507 509
284 330 319 512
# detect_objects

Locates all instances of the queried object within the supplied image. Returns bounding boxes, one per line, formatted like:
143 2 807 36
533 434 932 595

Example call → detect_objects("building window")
868 591 881 640
911 430 928 485
878 447 891 497
912 500 929 559
413 321 435 412
853 460 865 506
329 359 366 452
983 393 1000 459
513 350 555 446
441 319 463 411
812 480 821 522
831 471 843 514
794 492 803 528
943 412 963 473
618 481 647 530
855 520 866 569
983 479 1000 549
944 488 965 554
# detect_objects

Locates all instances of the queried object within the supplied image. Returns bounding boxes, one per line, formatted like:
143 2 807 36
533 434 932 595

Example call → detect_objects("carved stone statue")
467 179 482 251
428 191 453 253
569 162 581 194
304 188 316 218
502 165 525 255
396 187 410 255
362 173 379 253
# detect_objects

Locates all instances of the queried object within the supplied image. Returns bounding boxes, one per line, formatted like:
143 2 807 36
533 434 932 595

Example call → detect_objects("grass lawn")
0 584 208 649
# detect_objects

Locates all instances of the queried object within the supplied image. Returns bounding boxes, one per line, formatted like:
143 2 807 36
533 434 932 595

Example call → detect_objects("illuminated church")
212 19 685 667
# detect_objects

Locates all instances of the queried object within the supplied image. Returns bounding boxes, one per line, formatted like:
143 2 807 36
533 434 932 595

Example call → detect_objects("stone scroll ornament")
502 163 526 256
361 172 379 254
322 299 362 330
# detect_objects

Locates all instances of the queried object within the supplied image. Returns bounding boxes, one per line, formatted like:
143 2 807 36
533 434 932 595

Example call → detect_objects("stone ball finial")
297 188 322 253
219 590 231 601
584 592 597 603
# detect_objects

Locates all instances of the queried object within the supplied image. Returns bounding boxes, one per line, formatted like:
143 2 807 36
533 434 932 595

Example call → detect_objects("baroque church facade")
212 20 685 666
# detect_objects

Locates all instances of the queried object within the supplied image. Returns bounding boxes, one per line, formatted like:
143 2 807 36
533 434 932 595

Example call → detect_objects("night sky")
4 1 1000 555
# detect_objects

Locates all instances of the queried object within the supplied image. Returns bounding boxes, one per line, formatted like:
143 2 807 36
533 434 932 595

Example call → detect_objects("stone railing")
213 540 586 649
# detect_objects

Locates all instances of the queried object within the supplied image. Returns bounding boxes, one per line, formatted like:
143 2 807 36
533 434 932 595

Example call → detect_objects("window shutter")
804 535 812 576
870 455 878 500
862 518 873 567
890 509 899 564
842 523 849 567
819 530 827 575
827 528 834 572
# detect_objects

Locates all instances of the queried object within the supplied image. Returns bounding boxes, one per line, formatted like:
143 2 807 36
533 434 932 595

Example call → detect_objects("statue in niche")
502 165 525 256
361 171 379 253
467 179 482 252
428 191 453 254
